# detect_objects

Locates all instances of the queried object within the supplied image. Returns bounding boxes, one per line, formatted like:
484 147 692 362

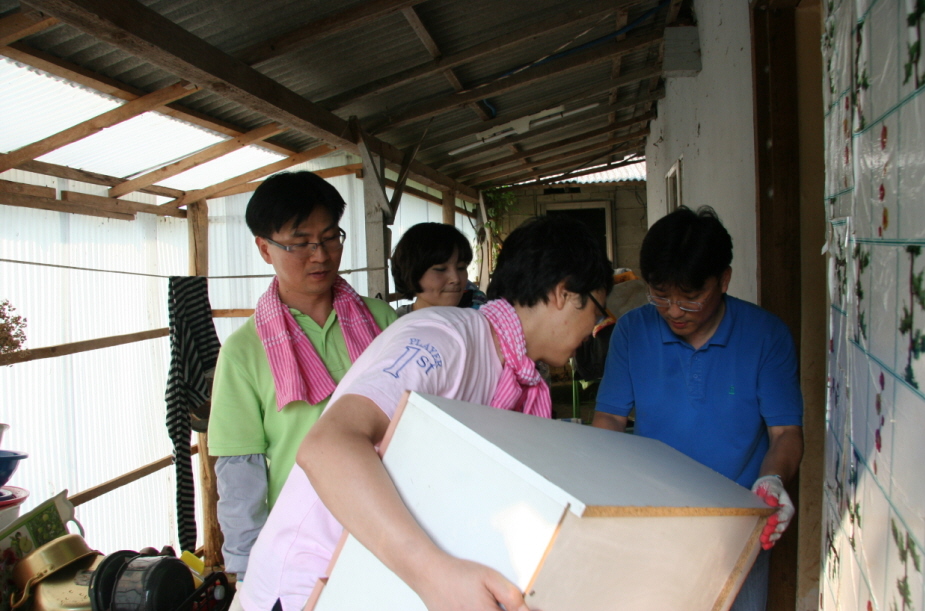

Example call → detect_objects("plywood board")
310 393 771 611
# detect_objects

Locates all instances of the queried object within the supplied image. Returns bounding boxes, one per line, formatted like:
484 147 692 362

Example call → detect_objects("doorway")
545 202 613 263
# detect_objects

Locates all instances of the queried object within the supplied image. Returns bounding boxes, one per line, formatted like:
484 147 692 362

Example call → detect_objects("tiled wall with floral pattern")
822 0 925 609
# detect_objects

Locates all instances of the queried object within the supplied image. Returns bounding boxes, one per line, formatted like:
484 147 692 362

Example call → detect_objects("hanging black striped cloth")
165 276 221 552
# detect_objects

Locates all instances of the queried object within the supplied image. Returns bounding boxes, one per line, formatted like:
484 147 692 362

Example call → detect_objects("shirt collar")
655 295 733 348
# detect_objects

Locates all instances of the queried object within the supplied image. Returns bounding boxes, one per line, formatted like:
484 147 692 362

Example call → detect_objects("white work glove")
751 475 794 550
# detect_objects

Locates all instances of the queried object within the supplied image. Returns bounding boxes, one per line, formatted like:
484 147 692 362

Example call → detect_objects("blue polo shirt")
595 295 803 487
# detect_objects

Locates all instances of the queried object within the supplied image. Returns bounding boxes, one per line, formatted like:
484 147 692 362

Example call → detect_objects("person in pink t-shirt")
237 216 613 611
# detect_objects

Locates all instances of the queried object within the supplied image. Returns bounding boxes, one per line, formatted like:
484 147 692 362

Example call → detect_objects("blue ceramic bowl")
0 450 28 488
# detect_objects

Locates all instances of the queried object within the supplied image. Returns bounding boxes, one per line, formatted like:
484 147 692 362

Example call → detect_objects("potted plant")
0 300 27 357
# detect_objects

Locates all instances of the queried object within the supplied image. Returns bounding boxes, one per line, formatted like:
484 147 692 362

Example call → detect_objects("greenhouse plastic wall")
1 150 476 555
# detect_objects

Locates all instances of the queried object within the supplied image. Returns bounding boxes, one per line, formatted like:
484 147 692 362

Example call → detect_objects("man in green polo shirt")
208 171 396 579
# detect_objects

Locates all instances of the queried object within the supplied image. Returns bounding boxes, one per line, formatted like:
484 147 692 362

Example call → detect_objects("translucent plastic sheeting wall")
0 168 188 554
1 153 476 555
822 0 925 608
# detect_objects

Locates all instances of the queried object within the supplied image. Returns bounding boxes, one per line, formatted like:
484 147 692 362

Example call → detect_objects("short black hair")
640 206 733 291
488 215 613 307
245 171 347 238
391 223 473 298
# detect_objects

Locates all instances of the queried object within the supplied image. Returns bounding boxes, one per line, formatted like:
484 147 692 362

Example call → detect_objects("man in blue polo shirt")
593 206 803 611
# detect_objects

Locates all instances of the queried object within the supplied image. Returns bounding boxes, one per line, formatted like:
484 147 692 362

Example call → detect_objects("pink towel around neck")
255 276 381 410
478 299 552 419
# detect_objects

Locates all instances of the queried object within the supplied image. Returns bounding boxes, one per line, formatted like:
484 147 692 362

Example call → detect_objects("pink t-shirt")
238 307 503 611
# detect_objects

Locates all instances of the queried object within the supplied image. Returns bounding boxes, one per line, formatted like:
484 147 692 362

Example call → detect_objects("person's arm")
591 411 628 432
758 425 803 484
592 316 636 430
751 425 803 549
215 454 269 576
298 393 530 611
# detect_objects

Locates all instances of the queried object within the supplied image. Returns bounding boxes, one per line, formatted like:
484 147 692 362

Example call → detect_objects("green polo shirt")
207 296 396 507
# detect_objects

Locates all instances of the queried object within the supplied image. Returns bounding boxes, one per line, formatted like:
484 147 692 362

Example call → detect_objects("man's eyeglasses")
587 293 610 326
264 229 346 258
647 293 705 312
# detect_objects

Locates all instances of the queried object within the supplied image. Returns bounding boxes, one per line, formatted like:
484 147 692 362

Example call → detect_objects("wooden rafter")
418 66 661 153
26 0 479 202
0 178 185 219
608 9 631 123
401 6 491 122
235 0 427 66
639 0 681 114
69 445 199 508
2 191 135 220
0 43 300 158
62 190 187 218
476 137 646 185
452 113 655 179
0 179 54 199
206 163 364 199
440 100 660 170
3 156 185 199
0 7 59 46
26 0 350 145
319 1 623 111
0 328 170 366
372 33 662 133
165 145 335 208
0 81 199 173
108 122 286 198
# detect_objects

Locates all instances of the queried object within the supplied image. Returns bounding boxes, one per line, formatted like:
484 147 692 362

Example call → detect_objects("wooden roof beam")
62 190 185 217
319 1 627 112
165 144 335 208
372 33 662 133
235 0 426 66
2 156 184 198
474 137 647 184
0 42 300 158
401 6 492 122
0 80 198 173
418 67 661 153
108 122 285 198
26 0 479 203
0 179 184 217
0 7 59 45
452 113 654 179
439 100 659 170
607 8 630 123
26 0 352 145
207 163 363 199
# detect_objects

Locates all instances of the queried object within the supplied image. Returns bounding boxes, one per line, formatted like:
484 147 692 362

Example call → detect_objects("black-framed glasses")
587 293 610 326
646 292 705 312
264 229 346 258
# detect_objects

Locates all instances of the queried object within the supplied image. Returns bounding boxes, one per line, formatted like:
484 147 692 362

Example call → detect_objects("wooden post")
187 199 223 569
442 190 455 226
187 200 209 277
751 4 804 609
363 170 390 300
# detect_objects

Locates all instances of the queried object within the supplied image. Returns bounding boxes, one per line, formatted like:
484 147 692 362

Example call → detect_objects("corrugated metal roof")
549 159 647 183
0 57 309 189
1 0 664 188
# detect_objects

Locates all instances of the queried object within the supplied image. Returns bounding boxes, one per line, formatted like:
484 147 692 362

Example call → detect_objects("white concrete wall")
645 0 758 302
